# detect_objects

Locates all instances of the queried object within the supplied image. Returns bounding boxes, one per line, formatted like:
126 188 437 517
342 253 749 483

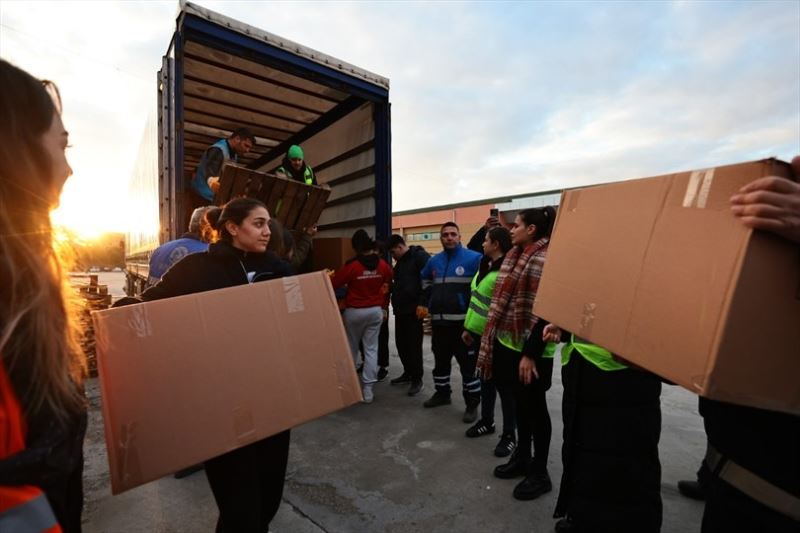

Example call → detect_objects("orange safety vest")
0 360 62 532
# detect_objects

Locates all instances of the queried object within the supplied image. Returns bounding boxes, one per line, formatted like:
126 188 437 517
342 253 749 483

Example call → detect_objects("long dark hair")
518 206 557 241
206 197 268 243
0 59 85 424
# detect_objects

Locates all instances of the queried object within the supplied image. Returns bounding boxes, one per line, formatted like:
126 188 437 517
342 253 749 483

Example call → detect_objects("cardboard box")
93 272 361 494
312 237 354 271
534 159 800 415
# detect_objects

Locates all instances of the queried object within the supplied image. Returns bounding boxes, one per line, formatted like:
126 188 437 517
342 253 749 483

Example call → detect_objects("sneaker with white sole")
362 384 374 404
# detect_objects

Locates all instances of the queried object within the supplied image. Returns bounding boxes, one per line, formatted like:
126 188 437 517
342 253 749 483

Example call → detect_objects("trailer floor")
83 334 707 533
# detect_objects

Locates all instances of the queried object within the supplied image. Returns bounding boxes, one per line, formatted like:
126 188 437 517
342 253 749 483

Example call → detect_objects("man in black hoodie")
388 234 431 396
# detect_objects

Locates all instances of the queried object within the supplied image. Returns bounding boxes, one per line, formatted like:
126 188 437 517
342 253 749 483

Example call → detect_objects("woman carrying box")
143 197 293 533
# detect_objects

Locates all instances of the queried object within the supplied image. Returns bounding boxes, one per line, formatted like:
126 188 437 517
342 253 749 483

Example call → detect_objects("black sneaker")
465 419 495 438
377 367 388 382
513 471 552 500
494 432 516 457
407 379 424 396
423 391 451 408
390 373 412 385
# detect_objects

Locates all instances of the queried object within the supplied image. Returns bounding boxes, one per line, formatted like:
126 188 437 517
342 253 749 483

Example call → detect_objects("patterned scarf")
476 237 549 379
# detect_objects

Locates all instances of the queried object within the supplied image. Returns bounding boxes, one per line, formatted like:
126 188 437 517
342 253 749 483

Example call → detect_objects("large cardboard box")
93 272 361 494
534 159 800 415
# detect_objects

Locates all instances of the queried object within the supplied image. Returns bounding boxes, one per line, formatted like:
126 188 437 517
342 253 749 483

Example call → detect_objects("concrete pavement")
83 333 707 533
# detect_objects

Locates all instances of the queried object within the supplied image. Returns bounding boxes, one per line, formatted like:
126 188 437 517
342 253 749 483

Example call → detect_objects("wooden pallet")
216 164 331 230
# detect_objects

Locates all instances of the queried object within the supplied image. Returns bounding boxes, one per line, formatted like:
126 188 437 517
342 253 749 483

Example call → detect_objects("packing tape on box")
566 190 581 212
579 302 596 337
232 406 257 444
117 422 142 488
682 169 715 209
283 276 306 313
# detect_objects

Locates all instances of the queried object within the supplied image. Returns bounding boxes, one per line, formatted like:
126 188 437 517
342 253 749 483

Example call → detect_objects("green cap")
287 145 304 160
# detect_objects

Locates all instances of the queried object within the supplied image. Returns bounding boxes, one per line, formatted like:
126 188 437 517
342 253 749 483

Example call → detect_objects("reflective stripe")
468 301 488 318
421 280 433 289
470 290 492 307
705 445 800 521
434 313 467 321
0 493 59 533
432 276 473 284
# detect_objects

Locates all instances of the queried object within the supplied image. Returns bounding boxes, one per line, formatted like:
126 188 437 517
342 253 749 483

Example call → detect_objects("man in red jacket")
331 230 393 403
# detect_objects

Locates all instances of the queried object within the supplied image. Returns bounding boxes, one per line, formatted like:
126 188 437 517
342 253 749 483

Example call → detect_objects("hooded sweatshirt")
331 254 393 309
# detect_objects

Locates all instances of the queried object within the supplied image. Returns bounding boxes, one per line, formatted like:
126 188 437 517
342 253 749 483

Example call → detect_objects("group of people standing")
1 57 798 533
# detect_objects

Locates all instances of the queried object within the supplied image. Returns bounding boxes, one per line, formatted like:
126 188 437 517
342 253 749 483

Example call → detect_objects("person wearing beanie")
276 144 317 185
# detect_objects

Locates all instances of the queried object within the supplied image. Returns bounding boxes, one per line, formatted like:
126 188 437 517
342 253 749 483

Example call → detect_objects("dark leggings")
514 382 551 473
480 378 516 435
493 340 552 473
204 430 291 533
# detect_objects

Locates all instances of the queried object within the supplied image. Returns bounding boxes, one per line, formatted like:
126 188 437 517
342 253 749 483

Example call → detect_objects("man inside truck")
276 144 318 186
189 127 256 203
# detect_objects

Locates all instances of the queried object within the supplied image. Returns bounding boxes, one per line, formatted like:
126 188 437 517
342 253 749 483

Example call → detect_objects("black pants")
492 341 552 472
555 354 662 533
378 318 389 369
476 335 516 434
204 430 291 533
700 398 800 533
395 313 424 379
431 325 480 406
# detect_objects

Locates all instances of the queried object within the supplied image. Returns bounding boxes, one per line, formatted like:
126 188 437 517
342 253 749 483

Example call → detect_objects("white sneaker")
362 384 374 404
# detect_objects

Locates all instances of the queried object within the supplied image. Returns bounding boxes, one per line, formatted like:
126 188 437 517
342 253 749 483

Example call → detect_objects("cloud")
2 0 798 227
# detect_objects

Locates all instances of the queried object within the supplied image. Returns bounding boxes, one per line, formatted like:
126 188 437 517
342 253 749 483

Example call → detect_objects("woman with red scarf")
477 206 557 502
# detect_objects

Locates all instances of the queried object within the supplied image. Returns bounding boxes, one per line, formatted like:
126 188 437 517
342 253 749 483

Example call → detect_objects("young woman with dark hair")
142 197 294 532
477 206 557 502
0 59 87 532
462 227 518 457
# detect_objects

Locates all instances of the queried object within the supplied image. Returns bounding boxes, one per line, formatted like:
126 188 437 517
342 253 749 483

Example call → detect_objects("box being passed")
533 159 800 415
93 272 361 494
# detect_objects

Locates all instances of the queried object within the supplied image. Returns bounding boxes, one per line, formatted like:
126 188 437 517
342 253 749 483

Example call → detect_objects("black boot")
512 469 552 500
423 391 452 408
493 449 529 479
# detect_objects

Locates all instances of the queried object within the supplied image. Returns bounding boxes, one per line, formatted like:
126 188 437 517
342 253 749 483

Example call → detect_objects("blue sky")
1 0 798 234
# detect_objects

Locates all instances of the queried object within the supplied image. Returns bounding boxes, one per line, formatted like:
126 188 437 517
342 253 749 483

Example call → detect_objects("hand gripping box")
93 272 361 494
533 159 799 415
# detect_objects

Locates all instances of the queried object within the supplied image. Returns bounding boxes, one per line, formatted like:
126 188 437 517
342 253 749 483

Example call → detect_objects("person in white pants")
331 230 393 403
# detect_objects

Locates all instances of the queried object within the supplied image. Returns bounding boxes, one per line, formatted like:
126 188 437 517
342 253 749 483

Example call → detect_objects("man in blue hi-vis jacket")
419 222 482 423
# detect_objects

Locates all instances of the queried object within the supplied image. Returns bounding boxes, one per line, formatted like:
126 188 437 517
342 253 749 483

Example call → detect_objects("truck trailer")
125 1 391 295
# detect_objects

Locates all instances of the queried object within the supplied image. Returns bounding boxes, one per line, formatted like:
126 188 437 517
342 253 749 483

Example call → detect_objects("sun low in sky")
1 0 799 242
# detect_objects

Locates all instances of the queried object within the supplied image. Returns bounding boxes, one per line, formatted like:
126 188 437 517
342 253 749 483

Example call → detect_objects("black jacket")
390 245 430 315
142 241 293 301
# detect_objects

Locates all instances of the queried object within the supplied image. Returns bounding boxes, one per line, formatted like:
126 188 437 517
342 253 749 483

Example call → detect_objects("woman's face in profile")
42 111 72 204
230 206 271 253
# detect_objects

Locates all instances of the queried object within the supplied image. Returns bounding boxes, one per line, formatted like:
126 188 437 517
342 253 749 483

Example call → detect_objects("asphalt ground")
82 324 707 533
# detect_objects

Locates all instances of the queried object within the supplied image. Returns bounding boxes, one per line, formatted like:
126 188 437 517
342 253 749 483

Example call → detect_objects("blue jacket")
147 234 209 286
190 139 237 201
420 244 481 325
